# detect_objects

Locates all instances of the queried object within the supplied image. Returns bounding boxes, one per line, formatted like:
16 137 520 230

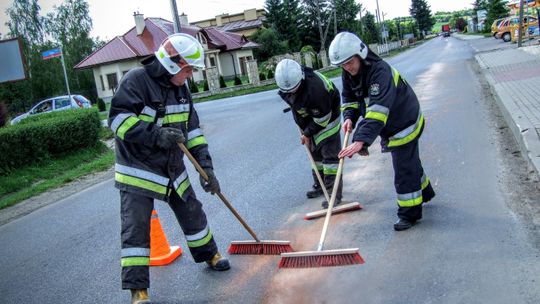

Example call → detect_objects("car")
495 15 538 42
442 31 451 37
491 18 506 38
10 94 92 125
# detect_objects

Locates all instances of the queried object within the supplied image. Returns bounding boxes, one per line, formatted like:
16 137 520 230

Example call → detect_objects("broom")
279 131 365 268
178 143 293 255
298 127 362 220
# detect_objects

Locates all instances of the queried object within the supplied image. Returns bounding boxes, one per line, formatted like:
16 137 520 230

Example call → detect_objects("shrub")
203 80 209 91
219 76 227 88
0 102 7 128
97 98 106 112
267 69 274 79
234 76 242 86
259 72 267 81
0 109 101 175
188 79 199 93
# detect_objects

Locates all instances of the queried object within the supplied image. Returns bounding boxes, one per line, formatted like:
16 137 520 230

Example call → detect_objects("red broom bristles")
278 252 365 268
228 243 294 255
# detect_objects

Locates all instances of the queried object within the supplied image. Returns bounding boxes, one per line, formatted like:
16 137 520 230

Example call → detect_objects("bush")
234 76 242 86
267 69 274 79
97 98 106 112
0 102 7 128
219 76 227 88
203 80 209 91
0 108 101 175
259 72 267 81
188 79 199 93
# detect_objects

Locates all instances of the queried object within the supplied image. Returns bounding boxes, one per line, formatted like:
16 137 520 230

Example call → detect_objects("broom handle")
178 143 261 242
298 127 331 202
316 131 350 252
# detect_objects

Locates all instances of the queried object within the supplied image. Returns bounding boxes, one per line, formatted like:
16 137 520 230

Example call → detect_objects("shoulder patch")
369 83 380 96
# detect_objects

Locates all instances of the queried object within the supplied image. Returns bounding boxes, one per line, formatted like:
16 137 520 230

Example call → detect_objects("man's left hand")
339 141 365 158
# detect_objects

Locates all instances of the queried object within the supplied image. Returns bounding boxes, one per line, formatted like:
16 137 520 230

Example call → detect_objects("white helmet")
155 33 205 75
328 32 368 66
275 59 304 93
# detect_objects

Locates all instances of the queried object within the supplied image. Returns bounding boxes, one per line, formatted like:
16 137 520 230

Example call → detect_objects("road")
1 36 539 304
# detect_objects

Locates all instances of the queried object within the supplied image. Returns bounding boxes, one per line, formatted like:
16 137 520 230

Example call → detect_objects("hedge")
0 108 101 175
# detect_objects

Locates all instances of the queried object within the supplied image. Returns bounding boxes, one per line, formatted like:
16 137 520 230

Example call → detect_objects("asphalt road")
1 36 539 304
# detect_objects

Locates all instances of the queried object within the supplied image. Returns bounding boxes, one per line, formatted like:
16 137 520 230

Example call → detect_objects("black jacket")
279 67 342 146
341 47 423 149
108 57 212 201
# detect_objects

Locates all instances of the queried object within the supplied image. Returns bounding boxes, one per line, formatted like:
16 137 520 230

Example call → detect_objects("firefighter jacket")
278 67 342 146
341 47 424 150
108 57 213 201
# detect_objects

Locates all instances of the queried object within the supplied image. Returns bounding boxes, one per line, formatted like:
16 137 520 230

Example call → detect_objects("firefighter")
108 33 230 304
329 32 435 231
275 59 343 209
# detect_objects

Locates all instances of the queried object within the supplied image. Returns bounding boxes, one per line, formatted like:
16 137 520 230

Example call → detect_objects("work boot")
321 198 341 209
206 252 230 271
130 289 150 304
393 219 416 231
306 184 324 198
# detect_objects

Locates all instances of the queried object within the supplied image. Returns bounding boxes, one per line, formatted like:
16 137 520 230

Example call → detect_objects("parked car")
10 94 92 125
495 15 538 42
491 18 506 38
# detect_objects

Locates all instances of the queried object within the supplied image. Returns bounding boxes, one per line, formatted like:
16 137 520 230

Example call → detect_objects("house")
190 8 266 37
74 13 258 102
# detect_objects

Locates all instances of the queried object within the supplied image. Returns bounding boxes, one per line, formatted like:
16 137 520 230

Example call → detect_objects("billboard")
0 37 27 83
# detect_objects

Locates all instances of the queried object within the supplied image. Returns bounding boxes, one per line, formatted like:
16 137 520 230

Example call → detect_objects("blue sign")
42 48 62 60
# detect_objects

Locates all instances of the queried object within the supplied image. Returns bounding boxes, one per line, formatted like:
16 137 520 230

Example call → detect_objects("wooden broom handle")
299 127 331 202
316 131 350 252
178 142 261 242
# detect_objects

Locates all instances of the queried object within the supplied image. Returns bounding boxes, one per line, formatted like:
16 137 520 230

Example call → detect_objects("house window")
100 75 105 91
209 57 216 67
106 73 118 92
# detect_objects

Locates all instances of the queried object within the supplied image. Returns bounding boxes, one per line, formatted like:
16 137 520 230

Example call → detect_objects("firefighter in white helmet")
108 33 230 304
329 32 435 231
276 59 344 209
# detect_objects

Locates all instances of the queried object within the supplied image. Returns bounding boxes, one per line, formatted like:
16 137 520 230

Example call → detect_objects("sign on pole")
0 37 27 83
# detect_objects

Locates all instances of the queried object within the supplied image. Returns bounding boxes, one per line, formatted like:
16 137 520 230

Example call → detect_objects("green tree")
486 0 509 29
410 0 435 38
302 0 333 51
251 27 288 61
334 0 361 33
264 0 302 51
361 11 379 44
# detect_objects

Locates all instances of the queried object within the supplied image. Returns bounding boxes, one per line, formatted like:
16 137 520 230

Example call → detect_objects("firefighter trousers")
310 132 343 201
391 138 435 222
120 189 218 289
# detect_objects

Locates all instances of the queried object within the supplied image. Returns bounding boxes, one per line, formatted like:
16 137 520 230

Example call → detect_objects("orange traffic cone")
150 209 182 266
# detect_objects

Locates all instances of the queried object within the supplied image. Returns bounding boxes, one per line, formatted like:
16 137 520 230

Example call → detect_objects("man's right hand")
342 119 353 133
156 127 185 150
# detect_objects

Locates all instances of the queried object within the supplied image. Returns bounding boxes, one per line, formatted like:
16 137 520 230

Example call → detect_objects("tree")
361 11 379 44
264 0 302 51
486 0 509 29
302 0 333 51
410 0 435 39
251 28 288 61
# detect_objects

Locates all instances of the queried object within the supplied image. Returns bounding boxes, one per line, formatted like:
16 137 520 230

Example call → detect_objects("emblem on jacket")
179 97 187 104
369 83 380 96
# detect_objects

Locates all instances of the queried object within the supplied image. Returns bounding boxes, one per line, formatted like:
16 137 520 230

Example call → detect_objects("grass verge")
0 142 114 210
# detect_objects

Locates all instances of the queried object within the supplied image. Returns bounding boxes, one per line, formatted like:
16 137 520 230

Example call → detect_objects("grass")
0 142 114 210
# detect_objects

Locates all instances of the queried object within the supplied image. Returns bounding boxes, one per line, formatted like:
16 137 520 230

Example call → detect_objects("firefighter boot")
306 184 323 198
130 289 150 304
393 219 416 231
321 197 341 209
206 252 230 271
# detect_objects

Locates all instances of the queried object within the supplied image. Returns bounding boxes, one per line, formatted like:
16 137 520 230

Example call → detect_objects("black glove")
156 127 185 150
199 168 220 194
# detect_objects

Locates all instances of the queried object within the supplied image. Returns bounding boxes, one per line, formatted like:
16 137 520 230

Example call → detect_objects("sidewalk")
474 41 540 181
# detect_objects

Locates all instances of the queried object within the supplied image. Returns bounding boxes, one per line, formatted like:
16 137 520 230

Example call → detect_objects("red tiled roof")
75 17 256 69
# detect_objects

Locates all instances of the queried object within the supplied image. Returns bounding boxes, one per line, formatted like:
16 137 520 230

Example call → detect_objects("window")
209 57 216 67
54 97 70 109
106 73 118 92
100 75 105 91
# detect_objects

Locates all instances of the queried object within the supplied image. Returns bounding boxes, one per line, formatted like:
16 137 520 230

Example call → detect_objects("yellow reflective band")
121 257 149 267
392 67 400 87
421 176 430 190
341 104 359 112
176 178 191 197
323 167 338 175
397 196 423 207
186 136 207 149
187 230 213 248
314 121 341 145
163 113 189 124
388 113 424 147
365 111 388 125
117 116 139 140
138 114 154 123
315 71 334 92
115 172 168 195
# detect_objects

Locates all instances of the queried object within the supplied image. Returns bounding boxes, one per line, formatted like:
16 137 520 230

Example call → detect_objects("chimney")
134 12 145 35
179 13 189 26
244 9 257 21
216 14 223 26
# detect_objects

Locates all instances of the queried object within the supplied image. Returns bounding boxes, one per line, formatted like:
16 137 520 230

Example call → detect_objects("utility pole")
170 0 181 33
518 0 524 47
59 46 72 107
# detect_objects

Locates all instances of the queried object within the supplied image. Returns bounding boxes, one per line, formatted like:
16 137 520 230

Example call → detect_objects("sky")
0 0 475 40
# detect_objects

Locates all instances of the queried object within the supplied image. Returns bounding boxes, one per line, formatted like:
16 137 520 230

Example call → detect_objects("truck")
441 24 451 37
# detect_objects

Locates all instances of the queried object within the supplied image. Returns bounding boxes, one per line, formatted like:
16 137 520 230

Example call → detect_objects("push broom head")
228 240 294 255
278 248 364 268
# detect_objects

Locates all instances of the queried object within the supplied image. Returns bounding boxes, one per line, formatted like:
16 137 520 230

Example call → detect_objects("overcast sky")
1 0 475 40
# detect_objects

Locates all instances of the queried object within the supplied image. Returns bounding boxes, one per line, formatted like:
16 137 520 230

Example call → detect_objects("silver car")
11 95 92 125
